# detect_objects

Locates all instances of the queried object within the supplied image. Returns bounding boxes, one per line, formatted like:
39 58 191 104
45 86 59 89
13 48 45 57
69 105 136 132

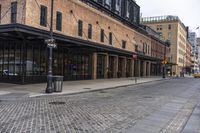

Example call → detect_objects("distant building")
196 37 200 72
189 32 197 54
141 15 187 76
185 40 192 74
188 32 199 73
197 38 200 46
142 25 171 76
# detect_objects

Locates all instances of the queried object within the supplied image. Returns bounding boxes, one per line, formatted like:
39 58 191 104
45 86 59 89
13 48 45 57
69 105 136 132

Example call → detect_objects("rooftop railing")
141 15 180 23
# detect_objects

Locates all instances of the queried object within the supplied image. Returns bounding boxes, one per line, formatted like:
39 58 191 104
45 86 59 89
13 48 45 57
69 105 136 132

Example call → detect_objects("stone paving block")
182 104 200 133
0 78 200 133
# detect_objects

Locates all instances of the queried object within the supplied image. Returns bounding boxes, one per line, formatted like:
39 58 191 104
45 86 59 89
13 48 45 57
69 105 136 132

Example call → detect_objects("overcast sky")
137 0 200 35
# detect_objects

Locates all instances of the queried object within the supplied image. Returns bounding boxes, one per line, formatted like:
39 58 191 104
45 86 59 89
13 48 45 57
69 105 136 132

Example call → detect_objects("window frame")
135 45 138 52
104 0 112 8
168 24 171 30
100 29 104 42
40 5 47 27
56 11 62 31
122 40 126 49
0 5 1 24
11 2 17 23
115 0 121 13
126 0 130 18
88 24 92 39
109 32 113 45
78 20 83 37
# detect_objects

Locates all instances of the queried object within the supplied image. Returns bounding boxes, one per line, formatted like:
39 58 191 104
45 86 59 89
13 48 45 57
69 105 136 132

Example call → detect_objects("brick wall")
0 0 153 55
25 0 151 54
0 0 26 24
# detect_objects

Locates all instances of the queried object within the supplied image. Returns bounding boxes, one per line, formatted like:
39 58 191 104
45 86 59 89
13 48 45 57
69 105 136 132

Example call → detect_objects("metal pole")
183 54 186 77
163 44 166 78
46 0 54 93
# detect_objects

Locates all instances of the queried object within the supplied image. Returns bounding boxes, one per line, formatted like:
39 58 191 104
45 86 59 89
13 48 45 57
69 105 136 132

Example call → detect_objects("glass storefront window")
77 54 82 77
33 45 40 75
15 44 21 75
0 43 3 76
126 59 131 77
40 45 46 75
134 60 139 77
0 40 92 82
0 41 22 76
26 43 33 76
109 56 114 78
4 45 9 75
84 55 90 76
26 42 47 76
97 54 105 79
9 44 15 75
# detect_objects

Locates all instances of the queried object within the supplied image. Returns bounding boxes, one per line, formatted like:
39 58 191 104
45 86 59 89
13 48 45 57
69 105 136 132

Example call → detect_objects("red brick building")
0 0 169 84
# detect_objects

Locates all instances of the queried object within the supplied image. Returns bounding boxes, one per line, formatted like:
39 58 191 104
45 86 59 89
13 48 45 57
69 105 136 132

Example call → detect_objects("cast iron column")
46 0 54 93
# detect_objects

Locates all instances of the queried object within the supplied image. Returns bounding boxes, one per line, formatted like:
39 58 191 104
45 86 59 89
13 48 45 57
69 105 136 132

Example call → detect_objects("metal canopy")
0 24 161 61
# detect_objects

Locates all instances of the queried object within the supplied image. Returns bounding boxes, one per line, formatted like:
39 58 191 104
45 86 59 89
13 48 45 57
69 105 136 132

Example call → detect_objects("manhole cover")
49 101 66 105
143 96 152 99
99 91 107 93
83 88 91 90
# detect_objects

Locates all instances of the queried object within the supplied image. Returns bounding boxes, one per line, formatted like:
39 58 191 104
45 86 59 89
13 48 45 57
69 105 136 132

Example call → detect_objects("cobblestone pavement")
0 78 200 133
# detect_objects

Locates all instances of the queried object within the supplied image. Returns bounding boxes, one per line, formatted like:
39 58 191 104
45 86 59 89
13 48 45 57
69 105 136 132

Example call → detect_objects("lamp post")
46 0 56 93
163 40 170 78
182 53 186 77
162 43 167 78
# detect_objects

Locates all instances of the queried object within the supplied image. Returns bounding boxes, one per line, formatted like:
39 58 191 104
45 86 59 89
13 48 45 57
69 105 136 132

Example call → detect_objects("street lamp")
163 40 170 78
46 0 56 93
162 43 166 78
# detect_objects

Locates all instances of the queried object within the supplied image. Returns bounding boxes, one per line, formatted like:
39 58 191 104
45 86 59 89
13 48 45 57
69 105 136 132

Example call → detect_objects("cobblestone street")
0 78 200 133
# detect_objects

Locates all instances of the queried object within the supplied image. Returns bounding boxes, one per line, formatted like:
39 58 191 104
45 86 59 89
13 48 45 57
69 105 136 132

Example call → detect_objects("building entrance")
97 54 105 79
108 56 115 78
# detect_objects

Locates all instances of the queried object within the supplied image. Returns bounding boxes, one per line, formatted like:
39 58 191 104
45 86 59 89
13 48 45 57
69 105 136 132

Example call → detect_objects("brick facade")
0 0 168 84
0 0 26 24
0 0 152 55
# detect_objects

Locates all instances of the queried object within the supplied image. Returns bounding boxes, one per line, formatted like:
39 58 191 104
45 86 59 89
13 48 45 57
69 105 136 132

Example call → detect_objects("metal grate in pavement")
49 101 66 105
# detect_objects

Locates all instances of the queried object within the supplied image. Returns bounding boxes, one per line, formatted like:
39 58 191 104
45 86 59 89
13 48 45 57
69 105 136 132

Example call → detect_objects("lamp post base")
46 87 53 93
46 76 53 93
163 65 166 78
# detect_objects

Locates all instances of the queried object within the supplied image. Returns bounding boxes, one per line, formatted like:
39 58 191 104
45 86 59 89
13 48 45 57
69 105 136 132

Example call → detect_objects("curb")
31 78 166 98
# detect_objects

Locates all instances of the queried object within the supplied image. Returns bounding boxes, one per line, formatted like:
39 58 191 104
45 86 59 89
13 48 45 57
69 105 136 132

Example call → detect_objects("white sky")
137 0 200 35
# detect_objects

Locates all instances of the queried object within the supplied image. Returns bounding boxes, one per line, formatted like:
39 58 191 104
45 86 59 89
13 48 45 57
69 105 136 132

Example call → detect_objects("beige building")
197 38 200 46
142 16 187 75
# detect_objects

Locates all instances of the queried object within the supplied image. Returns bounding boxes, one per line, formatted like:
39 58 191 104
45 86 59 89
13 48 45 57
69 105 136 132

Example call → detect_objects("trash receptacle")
53 76 64 92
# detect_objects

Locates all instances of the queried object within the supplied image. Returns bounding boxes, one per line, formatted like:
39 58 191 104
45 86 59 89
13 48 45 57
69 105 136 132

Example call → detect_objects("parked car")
192 73 200 78
3 70 18 76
